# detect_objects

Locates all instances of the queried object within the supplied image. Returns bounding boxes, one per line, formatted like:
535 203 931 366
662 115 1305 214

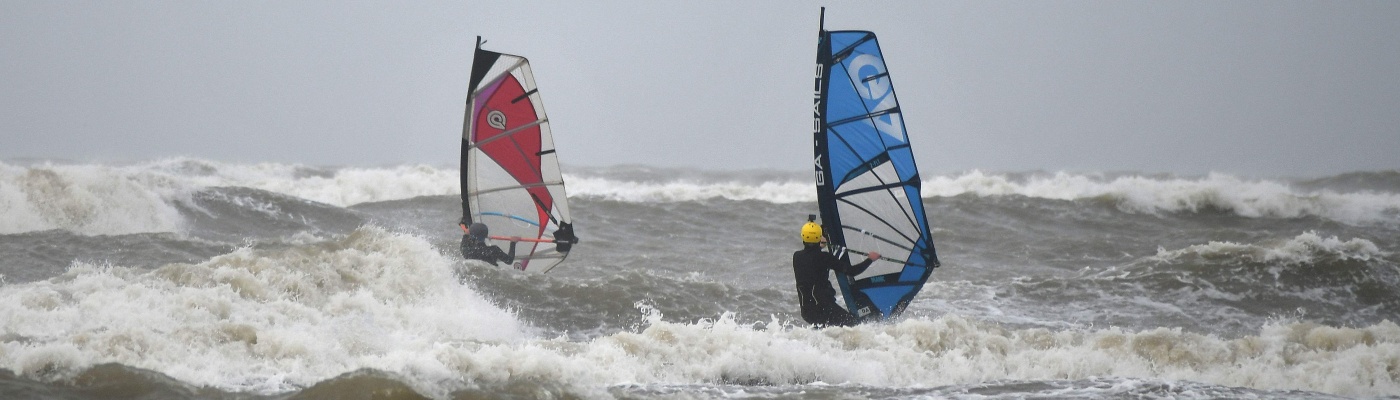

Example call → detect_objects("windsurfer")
792 217 879 327
459 220 518 267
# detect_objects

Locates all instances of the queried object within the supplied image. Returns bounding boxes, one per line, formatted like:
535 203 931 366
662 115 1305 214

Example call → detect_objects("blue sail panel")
816 29 940 322
827 32 906 146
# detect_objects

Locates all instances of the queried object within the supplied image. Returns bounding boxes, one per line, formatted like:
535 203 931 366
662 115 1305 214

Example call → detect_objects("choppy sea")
1 158 1397 399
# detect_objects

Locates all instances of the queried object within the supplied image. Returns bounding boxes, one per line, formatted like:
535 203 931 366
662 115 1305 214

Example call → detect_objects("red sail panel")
472 74 552 239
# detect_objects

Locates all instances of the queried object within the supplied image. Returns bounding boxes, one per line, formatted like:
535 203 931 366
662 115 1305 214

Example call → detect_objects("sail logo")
487 110 507 130
813 60 825 186
812 64 823 136
846 54 906 143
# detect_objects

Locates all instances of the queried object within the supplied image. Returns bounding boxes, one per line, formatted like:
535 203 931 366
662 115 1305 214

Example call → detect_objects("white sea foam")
432 313 1399 397
1 225 1395 397
0 227 524 395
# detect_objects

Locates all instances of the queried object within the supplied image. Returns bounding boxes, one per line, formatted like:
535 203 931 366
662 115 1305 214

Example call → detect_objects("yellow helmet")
800 220 823 243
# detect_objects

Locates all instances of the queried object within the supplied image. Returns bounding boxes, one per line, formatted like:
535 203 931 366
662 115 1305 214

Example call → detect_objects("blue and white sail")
811 8 940 321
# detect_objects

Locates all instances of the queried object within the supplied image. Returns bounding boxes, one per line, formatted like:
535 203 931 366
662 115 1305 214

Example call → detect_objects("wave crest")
927 170 1400 225
0 163 187 235
567 176 812 203
568 169 1400 225
0 159 456 235
6 159 1398 235
1151 231 1387 266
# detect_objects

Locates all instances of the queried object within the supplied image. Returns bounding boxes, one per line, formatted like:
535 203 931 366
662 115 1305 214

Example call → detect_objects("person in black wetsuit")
792 217 879 327
459 221 518 267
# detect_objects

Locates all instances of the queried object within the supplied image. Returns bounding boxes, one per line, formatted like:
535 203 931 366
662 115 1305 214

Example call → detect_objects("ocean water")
1 158 1398 399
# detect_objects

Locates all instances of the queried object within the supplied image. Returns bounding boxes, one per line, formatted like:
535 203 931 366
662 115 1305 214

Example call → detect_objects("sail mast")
813 7 838 242
461 37 483 223
813 7 858 313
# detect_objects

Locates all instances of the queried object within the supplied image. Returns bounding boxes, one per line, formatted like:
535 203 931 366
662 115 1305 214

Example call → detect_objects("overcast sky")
3 1 1398 178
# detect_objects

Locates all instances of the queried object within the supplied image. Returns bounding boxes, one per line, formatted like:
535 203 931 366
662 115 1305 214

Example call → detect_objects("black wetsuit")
460 235 517 266
792 244 874 327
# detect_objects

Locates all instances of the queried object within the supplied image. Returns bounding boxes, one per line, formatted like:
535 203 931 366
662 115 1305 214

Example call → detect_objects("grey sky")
3 1 1397 178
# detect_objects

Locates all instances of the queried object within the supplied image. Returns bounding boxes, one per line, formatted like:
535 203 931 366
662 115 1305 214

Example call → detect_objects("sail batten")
827 107 902 129
468 58 528 98
466 118 549 150
468 180 568 197
813 14 940 321
462 38 577 272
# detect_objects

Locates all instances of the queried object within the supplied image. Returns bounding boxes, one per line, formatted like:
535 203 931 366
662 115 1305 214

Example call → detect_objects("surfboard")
811 8 941 320
461 37 577 273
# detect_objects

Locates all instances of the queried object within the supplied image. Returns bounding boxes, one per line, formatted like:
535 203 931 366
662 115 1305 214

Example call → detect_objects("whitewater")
1 158 1397 399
